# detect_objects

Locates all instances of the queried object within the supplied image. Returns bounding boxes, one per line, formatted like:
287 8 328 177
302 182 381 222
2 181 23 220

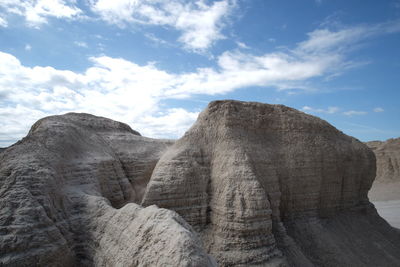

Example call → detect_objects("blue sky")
0 0 399 147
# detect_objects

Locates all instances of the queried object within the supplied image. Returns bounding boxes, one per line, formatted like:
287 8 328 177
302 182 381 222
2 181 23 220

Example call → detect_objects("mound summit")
1 100 400 266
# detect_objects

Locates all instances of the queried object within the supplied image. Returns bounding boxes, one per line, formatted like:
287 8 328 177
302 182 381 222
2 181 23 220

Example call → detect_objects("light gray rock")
0 113 214 267
143 100 400 267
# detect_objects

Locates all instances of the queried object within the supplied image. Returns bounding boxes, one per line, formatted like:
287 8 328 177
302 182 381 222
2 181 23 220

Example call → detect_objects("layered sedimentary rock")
143 100 400 266
0 113 214 266
367 138 400 201
366 138 400 182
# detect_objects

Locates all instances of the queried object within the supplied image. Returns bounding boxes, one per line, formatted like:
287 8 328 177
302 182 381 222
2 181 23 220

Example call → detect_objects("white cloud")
236 41 249 49
88 0 234 51
25 44 32 51
74 41 88 48
302 106 368 117
373 107 384 113
302 106 340 114
0 15 7 27
139 108 199 138
2 19 400 146
0 51 191 146
0 0 82 27
342 110 367 116
0 46 337 146
297 20 400 56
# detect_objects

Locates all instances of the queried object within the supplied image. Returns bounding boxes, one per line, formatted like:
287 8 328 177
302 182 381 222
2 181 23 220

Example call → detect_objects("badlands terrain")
1 100 400 266
367 138 400 228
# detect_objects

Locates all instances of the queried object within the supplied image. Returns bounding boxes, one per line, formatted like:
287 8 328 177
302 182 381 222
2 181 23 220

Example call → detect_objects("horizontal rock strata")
143 100 400 266
367 138 400 202
366 138 400 182
0 113 214 266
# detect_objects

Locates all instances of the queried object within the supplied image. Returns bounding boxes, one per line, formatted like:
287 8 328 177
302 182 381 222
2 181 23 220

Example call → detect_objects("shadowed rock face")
143 100 400 266
0 113 215 266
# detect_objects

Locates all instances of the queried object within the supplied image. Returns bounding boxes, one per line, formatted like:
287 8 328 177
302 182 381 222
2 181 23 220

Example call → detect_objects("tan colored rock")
143 100 400 266
366 138 400 183
0 113 214 266
366 138 400 203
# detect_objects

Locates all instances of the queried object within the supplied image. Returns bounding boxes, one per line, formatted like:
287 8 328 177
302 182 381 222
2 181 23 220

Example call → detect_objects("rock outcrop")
0 113 214 266
366 138 400 182
367 138 400 201
143 100 400 266
2 102 400 267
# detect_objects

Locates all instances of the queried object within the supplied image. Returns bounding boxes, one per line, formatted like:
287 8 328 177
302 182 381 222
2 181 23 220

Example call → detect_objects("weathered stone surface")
143 100 400 266
0 113 214 266
366 138 400 182
367 138 400 201
366 138 400 228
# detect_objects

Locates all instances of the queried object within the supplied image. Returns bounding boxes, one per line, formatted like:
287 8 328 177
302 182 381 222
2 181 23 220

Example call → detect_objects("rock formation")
2 101 400 267
0 113 214 266
367 138 400 201
366 138 400 182
143 100 400 266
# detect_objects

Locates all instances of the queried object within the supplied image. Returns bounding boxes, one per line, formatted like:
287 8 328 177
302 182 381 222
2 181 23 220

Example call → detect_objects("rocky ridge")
143 100 400 266
0 113 214 266
1 101 400 267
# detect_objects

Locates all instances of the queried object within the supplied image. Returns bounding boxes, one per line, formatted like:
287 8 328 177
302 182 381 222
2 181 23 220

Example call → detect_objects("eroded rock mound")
366 138 400 182
367 138 400 201
143 100 400 266
0 113 214 266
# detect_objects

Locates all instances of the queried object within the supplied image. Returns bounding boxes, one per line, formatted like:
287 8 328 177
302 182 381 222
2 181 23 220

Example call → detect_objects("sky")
0 0 399 147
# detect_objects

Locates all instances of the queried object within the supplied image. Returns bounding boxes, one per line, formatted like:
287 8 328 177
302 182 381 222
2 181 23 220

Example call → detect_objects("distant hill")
366 138 400 201
366 138 400 182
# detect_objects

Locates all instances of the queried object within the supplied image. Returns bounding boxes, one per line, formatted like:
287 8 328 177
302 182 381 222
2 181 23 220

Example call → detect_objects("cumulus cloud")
0 51 195 146
88 0 234 51
0 0 82 27
2 19 400 146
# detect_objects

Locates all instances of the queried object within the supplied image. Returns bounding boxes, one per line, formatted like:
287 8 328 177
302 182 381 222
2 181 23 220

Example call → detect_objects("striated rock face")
0 113 214 266
143 100 400 266
366 138 400 182
367 138 400 201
